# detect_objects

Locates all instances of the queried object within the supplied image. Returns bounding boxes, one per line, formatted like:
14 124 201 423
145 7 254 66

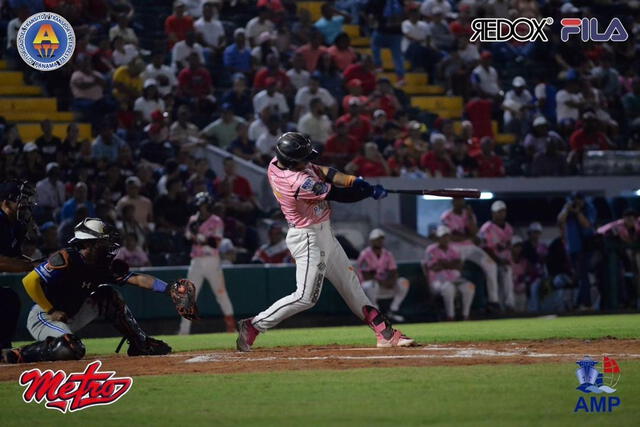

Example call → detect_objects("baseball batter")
182 192 236 334
236 133 415 351
441 197 500 310
479 201 515 310
357 228 409 323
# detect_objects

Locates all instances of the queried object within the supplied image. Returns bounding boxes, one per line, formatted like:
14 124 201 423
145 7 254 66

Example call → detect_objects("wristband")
325 168 338 183
152 278 169 293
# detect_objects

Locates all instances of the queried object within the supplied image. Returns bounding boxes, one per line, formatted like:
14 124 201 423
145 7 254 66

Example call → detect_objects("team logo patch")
17 12 75 71
19 360 133 413
301 178 315 191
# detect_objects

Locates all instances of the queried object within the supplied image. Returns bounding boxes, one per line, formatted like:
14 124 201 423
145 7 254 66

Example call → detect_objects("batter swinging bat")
386 188 481 198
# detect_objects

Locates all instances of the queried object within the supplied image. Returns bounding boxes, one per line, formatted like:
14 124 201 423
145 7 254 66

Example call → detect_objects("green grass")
1 363 638 426
14 313 640 356
2 314 639 426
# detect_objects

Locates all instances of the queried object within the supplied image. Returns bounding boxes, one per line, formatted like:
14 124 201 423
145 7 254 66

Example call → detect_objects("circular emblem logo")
17 12 75 71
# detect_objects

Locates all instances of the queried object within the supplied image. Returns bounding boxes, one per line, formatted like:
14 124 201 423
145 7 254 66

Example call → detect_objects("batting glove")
372 185 388 200
353 177 372 192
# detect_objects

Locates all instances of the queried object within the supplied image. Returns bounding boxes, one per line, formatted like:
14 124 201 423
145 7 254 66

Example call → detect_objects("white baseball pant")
27 301 99 341
451 243 499 304
361 278 409 312
430 279 475 319
252 220 372 331
498 265 515 309
180 254 234 334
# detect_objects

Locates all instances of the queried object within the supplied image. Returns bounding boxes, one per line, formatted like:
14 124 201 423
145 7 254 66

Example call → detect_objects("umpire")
0 181 37 349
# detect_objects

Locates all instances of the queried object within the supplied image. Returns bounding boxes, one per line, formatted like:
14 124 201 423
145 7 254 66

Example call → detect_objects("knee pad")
50 334 86 361
91 285 125 316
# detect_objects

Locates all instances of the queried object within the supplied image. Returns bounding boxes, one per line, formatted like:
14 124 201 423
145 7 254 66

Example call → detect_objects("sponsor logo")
560 18 628 42
19 360 133 413
574 356 621 413
16 12 75 71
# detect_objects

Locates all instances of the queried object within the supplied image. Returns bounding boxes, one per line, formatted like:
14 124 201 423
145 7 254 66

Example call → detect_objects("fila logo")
560 18 628 42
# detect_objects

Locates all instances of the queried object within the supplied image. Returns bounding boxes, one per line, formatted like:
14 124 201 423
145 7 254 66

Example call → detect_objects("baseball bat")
386 188 482 198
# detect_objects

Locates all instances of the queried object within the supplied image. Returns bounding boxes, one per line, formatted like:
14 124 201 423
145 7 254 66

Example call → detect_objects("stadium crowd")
0 1 639 315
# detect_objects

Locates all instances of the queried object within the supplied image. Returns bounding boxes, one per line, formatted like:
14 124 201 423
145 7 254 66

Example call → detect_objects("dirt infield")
1 339 639 382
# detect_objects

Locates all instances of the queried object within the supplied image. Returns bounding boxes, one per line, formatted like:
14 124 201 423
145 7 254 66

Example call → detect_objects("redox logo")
470 18 554 42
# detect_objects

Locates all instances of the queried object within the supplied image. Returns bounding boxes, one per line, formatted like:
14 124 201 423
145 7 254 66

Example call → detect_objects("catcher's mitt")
167 279 199 320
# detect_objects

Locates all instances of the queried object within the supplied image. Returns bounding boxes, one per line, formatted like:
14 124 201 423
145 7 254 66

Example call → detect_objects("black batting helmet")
275 132 319 168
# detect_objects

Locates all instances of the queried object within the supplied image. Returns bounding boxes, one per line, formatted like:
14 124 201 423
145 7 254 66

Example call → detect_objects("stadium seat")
410 96 463 119
297 2 323 21
0 71 24 85
0 97 57 112
17 123 92 141
2 111 75 122
0 59 7 70
0 85 42 95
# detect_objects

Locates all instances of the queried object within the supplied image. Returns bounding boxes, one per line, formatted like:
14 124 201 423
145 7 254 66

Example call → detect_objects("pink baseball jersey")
511 257 530 294
267 158 332 228
423 243 462 283
187 213 224 258
441 209 476 246
357 247 398 282
597 219 638 242
479 221 514 262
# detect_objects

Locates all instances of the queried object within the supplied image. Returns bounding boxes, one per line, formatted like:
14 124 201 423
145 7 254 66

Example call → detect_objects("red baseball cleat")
376 329 416 348
236 318 259 352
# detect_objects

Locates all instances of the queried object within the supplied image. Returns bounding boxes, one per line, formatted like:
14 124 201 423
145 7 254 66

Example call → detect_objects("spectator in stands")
502 76 534 137
253 78 290 119
557 192 596 310
39 221 60 257
297 97 333 145
92 123 126 163
21 142 44 183
315 52 344 100
420 0 451 17
112 57 145 104
568 111 610 172
255 113 282 163
555 71 585 125
479 200 515 311
154 177 190 231
194 1 226 57
471 51 501 100
374 121 401 155
421 133 454 177
315 3 351 45
112 35 139 67
140 115 174 166
172 31 205 71
523 116 565 156
177 52 215 109
423 225 476 321
224 29 253 75
336 98 372 148
117 203 148 250
215 157 258 225
622 78 640 129
169 105 201 148
116 176 153 230
358 228 410 322
252 223 292 264
253 52 292 93
134 80 165 124
294 73 337 121
327 32 357 72
402 4 430 72
70 54 108 121
109 13 138 45
531 138 568 177
295 29 327 72
227 122 258 163
323 120 359 170
345 142 390 177
60 182 95 222
35 162 65 221
221 73 253 120
365 0 405 85
251 31 279 68
476 137 505 178
441 197 501 311
201 103 246 149
342 54 375 95
165 0 194 48
143 51 178 98
34 119 62 164
115 232 150 267
342 79 368 112
245 6 274 46
286 52 311 90
428 6 455 52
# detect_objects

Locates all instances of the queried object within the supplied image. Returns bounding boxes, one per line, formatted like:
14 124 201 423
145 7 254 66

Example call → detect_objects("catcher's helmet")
69 218 120 261
275 132 319 168
194 191 213 207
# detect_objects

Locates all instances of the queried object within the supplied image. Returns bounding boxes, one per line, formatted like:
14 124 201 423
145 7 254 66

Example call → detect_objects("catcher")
1 218 197 364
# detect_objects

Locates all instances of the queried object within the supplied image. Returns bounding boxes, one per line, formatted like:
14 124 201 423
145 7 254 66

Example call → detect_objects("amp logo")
573 356 622 413
561 18 628 42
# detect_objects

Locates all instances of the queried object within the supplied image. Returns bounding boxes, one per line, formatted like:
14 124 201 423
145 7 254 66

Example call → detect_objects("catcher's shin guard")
91 286 148 348
2 334 85 363
126 336 172 356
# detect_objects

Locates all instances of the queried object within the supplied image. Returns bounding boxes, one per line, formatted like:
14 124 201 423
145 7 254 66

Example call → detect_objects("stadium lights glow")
635 189 640 197
422 192 494 201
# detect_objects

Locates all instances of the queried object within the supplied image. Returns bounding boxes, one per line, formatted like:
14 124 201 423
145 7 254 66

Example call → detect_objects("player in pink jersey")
479 200 515 310
357 228 410 323
236 132 415 351
597 209 639 243
422 226 475 320
441 197 500 311
181 192 236 334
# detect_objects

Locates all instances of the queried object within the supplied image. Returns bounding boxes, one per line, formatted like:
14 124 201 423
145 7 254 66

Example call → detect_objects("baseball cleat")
236 318 259 352
127 337 172 356
376 329 416 348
